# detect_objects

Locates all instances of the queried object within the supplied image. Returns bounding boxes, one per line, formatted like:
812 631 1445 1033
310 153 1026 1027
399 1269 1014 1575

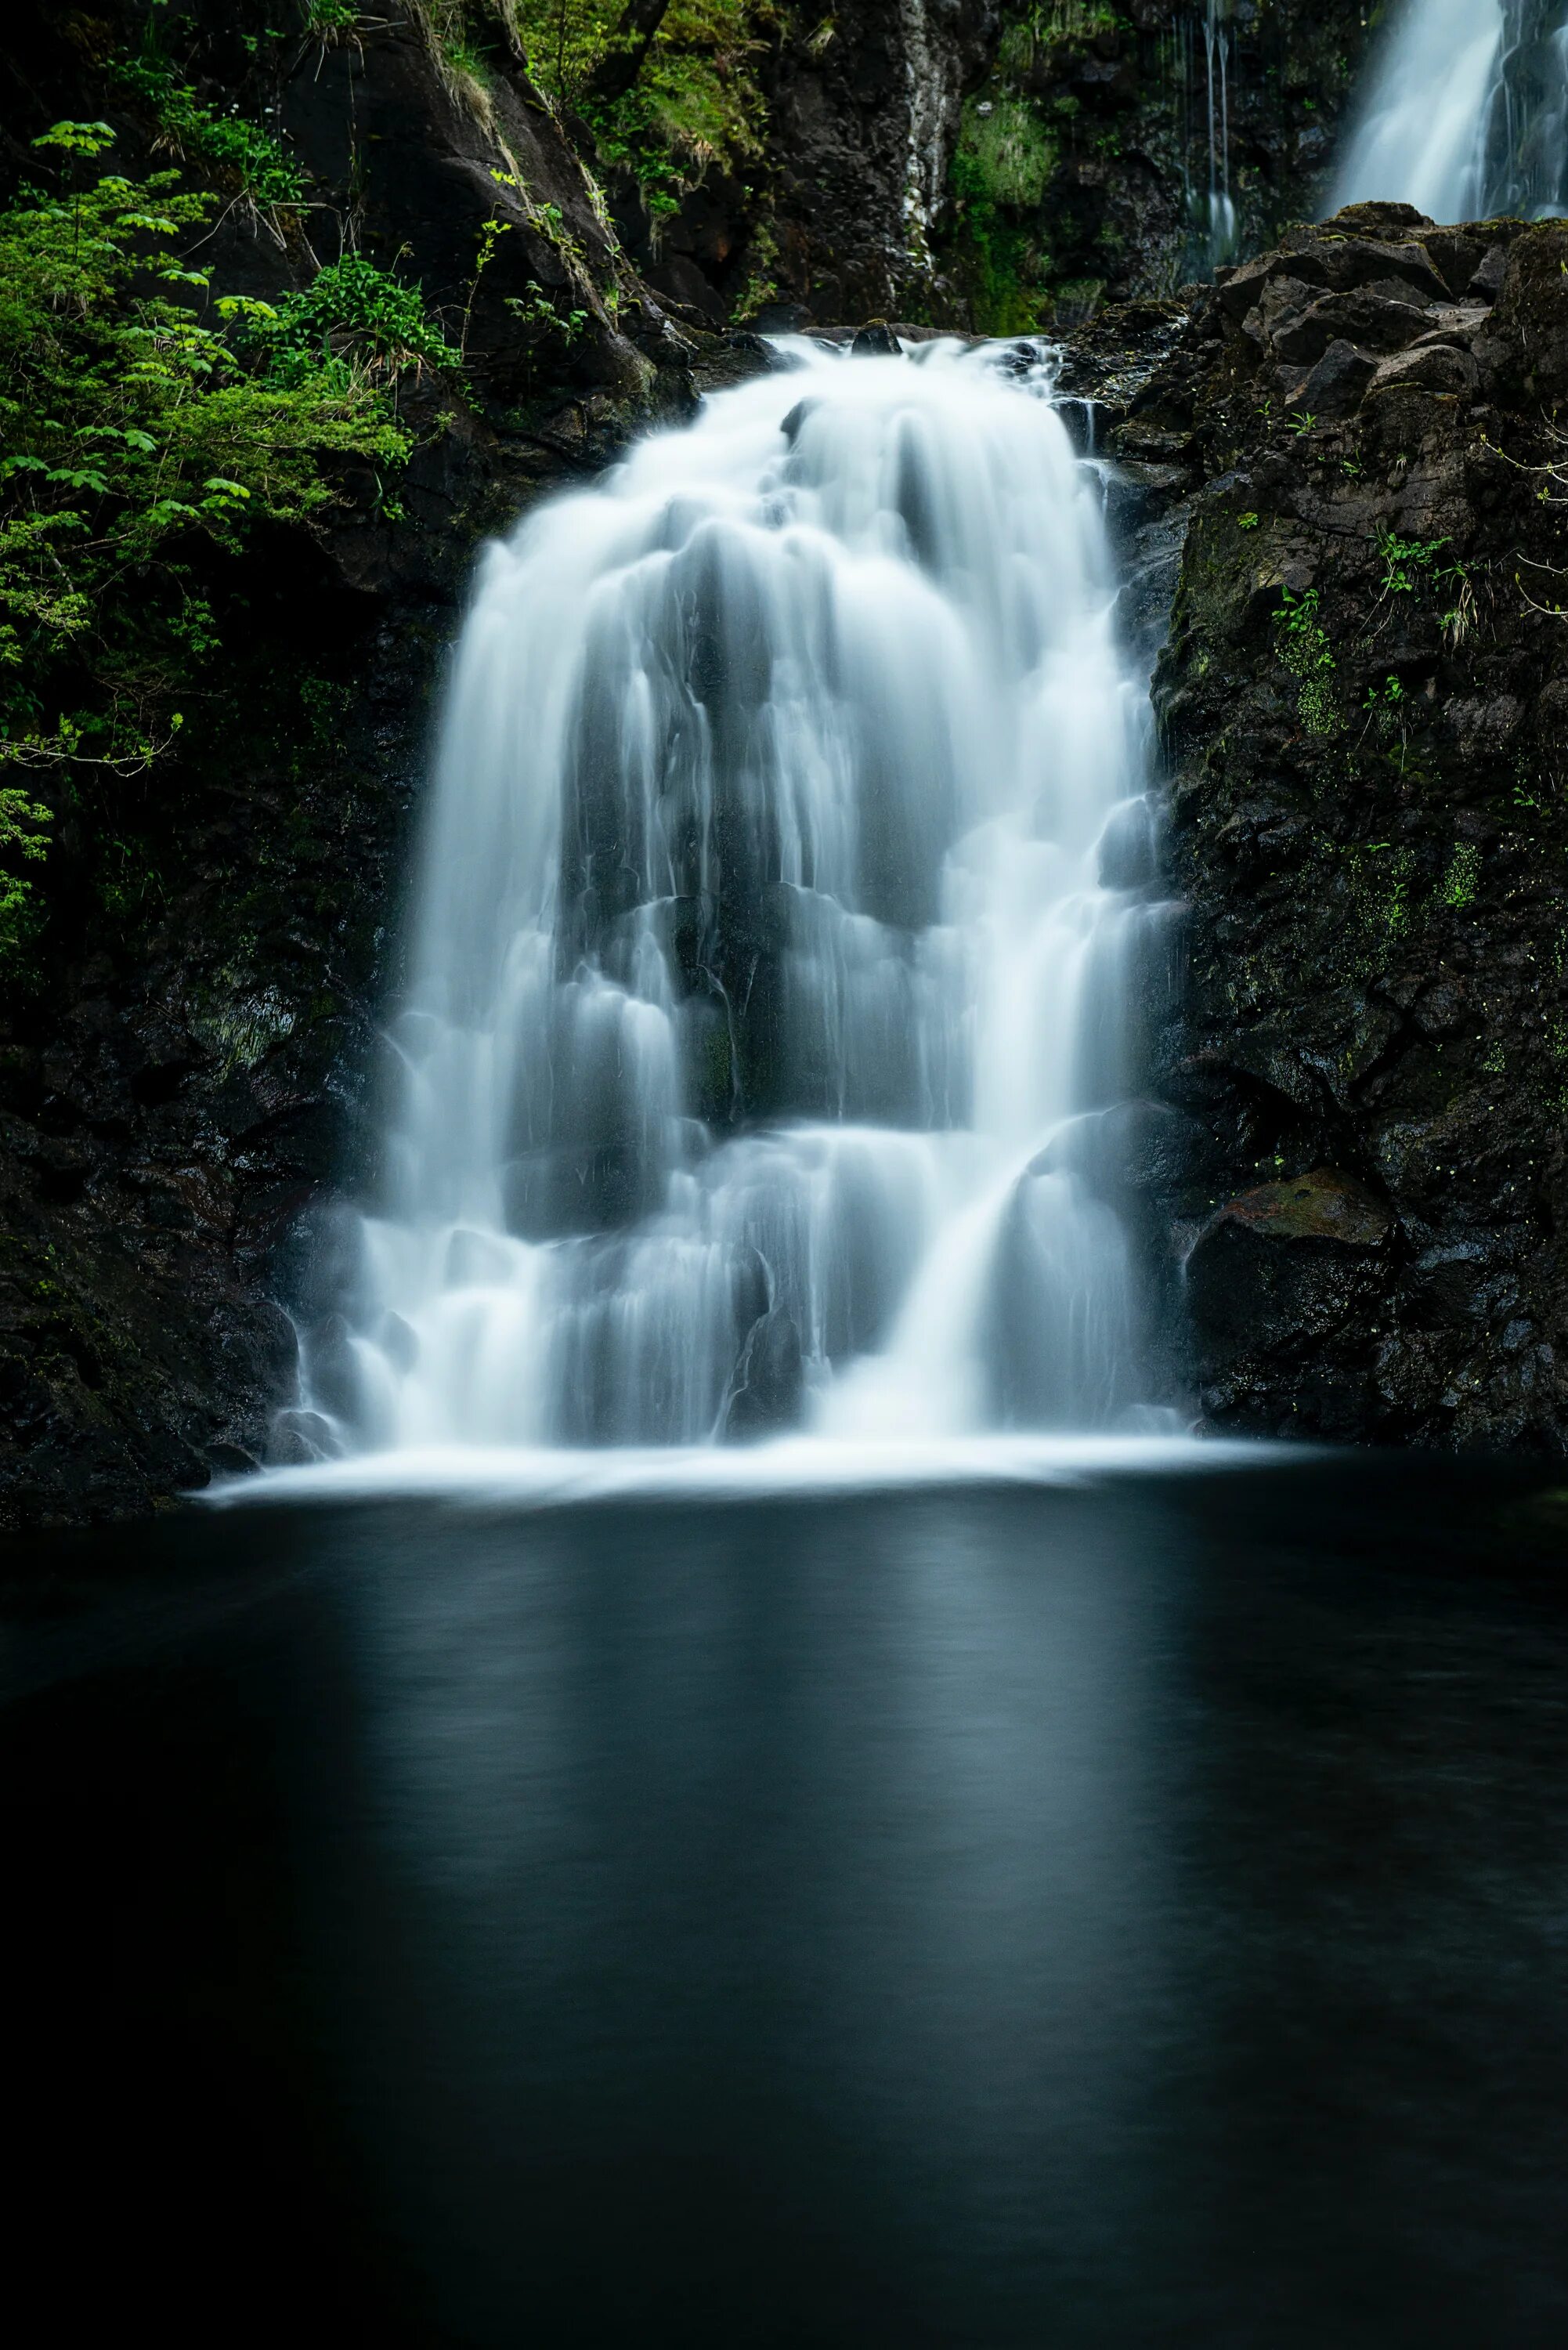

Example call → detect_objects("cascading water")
294 340 1177 1470
1199 1 1237 269
1170 2 1239 276
1330 0 1568 223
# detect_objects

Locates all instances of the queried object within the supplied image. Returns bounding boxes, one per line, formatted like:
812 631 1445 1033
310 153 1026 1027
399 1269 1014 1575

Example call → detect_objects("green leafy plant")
304 0 363 36
0 128 416 958
110 56 307 211
255 252 460 382
1375 526 1463 600
1236 511 1259 530
505 287 591 343
1275 585 1340 736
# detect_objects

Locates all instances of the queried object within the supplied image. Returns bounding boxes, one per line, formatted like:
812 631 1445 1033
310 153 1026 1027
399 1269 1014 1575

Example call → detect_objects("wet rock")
851 323 901 357
1273 288 1436 364
1148 208 1568 1448
1185 1170 1395 1368
723 1307 804 1441
204 1441 260 1477
268 1408 341 1467
1290 338 1378 418
1207 1169 1394 1249
1366 342 1479 400
304 1314 360 1428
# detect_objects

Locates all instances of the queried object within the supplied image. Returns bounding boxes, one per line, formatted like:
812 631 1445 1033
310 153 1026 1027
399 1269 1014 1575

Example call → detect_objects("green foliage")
505 287 591 344
254 253 460 384
999 0 1122 66
110 56 306 210
518 1 774 212
0 787 51 941
1236 512 1260 530
1275 586 1341 736
1375 526 1463 600
948 140 1050 334
1361 671 1410 754
0 130 414 960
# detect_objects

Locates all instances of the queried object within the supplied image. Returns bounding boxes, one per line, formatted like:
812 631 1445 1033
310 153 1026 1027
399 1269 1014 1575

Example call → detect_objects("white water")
1169 3 1240 276
1201 1 1238 269
291 338 1176 1468
1330 0 1568 223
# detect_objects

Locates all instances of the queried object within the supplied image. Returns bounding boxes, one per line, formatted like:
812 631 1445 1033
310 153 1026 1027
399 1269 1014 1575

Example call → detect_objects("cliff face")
758 0 1003 322
934 0 1373 331
602 1 1003 327
1140 207 1568 1448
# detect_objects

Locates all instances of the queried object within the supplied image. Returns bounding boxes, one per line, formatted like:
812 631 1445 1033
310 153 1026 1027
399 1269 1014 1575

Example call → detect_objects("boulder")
1184 1170 1396 1365
1288 338 1378 418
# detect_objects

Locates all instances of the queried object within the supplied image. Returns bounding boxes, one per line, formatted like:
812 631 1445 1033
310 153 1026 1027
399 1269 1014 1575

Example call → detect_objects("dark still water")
6 1458 1568 2347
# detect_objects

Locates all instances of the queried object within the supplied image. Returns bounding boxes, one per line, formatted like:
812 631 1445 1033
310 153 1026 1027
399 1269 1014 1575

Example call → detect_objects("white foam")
204 1434 1295 1513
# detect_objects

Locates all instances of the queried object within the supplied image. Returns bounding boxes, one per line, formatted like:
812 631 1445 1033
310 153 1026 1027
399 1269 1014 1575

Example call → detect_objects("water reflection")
5 1463 1568 2344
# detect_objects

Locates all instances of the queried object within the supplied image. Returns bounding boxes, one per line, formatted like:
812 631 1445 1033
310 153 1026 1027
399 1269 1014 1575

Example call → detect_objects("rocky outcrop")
1143 204 1568 1447
937 0 1372 331
602 1 1002 328
757 0 1003 324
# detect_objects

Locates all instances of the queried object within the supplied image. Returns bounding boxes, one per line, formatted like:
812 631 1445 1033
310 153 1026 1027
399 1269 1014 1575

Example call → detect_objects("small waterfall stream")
297 339 1177 1471
1330 0 1568 223
1170 2 1240 276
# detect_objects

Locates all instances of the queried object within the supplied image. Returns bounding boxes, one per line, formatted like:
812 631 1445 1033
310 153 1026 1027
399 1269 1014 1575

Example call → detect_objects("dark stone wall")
935 0 1374 330
1136 206 1568 1447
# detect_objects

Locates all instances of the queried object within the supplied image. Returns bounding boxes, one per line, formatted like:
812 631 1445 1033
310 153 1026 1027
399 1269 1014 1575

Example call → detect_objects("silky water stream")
280 336 1183 1487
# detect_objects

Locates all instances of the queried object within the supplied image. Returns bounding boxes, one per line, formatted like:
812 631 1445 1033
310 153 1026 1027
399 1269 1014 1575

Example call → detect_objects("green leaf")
45 468 111 494
32 120 116 157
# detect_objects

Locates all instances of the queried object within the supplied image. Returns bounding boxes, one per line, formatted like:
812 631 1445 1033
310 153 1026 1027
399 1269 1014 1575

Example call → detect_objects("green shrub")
0 125 414 958
253 253 461 384
518 0 775 212
110 56 306 209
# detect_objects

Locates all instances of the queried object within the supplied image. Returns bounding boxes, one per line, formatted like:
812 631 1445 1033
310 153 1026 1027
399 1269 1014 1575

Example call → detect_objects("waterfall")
1201 2 1237 270
1171 3 1239 277
1330 0 1568 223
292 340 1176 1468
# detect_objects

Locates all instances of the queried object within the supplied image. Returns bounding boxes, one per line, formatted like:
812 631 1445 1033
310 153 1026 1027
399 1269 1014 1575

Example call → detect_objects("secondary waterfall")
1330 0 1568 223
297 340 1174 1463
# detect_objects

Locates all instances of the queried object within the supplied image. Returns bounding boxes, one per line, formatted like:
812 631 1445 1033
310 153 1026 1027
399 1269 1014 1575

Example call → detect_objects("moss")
1441 841 1481 909
190 981 297 1076
956 96 1057 211
947 99 1060 334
